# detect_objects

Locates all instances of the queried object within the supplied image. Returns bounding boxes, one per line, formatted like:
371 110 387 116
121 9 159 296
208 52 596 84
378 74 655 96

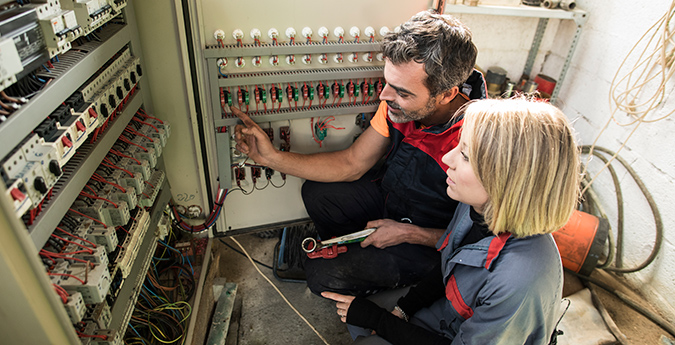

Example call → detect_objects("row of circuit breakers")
2 45 148 221
0 0 127 92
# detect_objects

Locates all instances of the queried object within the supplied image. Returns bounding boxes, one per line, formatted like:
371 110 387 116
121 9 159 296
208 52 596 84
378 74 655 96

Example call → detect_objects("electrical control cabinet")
0 1 178 344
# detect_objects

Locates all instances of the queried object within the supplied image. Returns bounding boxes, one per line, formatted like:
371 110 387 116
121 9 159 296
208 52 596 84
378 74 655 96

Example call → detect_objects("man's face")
380 59 438 123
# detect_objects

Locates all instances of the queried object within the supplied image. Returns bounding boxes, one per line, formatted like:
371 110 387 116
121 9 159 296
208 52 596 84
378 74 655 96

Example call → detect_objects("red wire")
91 173 126 193
48 272 85 285
144 181 155 188
52 284 68 303
125 126 154 142
51 234 94 253
41 250 94 267
102 158 134 177
55 227 97 249
137 109 164 124
109 149 141 165
69 208 107 228
79 191 118 208
76 331 107 340
84 184 98 195
119 136 148 152
132 116 159 132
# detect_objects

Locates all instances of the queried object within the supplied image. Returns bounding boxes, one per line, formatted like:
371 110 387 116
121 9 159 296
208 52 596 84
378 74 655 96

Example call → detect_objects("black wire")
218 238 273 269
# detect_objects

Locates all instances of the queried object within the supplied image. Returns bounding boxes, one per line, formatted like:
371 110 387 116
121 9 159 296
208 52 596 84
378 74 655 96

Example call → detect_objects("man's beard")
386 98 437 123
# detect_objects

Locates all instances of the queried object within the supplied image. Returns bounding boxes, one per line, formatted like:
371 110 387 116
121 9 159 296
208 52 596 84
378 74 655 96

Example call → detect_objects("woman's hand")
321 291 355 323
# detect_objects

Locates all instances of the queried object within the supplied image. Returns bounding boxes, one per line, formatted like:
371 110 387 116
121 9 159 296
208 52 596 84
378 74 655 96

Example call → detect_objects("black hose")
581 145 663 273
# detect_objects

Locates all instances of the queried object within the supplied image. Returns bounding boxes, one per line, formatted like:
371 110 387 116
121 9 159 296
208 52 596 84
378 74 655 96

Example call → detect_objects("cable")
218 238 273 269
570 270 675 339
230 237 330 345
581 146 663 273
582 1 675 193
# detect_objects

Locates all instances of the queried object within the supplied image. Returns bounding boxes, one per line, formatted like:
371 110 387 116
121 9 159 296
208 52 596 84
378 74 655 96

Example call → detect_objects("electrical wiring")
50 234 94 253
79 191 119 208
77 331 108 340
102 158 134 177
131 116 159 132
581 1 675 194
52 284 69 303
127 234 195 345
230 237 330 345
69 208 108 228
91 173 127 193
41 250 94 267
125 126 154 142
48 272 85 284
137 108 164 124
218 238 274 269
170 187 227 233
55 227 98 249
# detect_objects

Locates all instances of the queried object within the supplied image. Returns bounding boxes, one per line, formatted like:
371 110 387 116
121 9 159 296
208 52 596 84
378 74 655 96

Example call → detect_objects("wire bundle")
170 188 227 233
126 230 196 344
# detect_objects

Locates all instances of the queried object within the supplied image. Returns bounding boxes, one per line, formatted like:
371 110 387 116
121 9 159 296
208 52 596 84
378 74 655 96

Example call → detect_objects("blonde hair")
462 98 580 237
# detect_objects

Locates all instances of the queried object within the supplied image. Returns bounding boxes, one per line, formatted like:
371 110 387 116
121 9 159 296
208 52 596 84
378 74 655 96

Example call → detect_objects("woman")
323 98 580 345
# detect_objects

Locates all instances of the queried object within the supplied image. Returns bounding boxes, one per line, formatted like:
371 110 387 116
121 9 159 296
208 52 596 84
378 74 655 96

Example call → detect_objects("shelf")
0 24 131 159
108 178 171 332
443 4 587 25
28 91 144 249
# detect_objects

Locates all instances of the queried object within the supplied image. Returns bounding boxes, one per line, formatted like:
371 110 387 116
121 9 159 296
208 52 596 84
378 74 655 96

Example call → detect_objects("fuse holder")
76 120 86 133
10 187 26 202
260 89 267 103
62 135 73 148
287 86 298 102
333 82 345 98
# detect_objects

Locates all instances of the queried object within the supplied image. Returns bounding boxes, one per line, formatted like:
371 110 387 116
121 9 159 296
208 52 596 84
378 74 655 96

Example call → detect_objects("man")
233 10 485 296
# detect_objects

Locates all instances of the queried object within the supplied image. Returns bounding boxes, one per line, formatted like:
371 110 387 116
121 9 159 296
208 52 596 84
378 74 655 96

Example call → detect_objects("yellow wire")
230 237 331 345
581 0 675 195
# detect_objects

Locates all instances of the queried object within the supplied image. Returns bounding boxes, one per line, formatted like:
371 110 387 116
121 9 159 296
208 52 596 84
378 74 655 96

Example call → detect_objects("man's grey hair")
382 10 477 97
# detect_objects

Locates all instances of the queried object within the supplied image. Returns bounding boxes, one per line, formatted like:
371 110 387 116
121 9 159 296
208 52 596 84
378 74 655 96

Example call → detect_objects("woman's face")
441 130 489 213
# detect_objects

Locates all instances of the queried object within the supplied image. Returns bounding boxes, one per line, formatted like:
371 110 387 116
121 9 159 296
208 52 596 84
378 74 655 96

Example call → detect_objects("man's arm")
232 107 389 182
361 219 446 248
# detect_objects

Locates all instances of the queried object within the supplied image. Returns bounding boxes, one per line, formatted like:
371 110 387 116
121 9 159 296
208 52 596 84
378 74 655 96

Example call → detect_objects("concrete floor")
213 234 352 345
198 233 673 345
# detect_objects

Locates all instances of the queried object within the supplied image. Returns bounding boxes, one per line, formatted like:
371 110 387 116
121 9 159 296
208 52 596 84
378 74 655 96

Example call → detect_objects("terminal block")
251 166 262 184
64 292 86 324
55 262 111 304
139 169 164 207
263 127 274 142
279 126 291 143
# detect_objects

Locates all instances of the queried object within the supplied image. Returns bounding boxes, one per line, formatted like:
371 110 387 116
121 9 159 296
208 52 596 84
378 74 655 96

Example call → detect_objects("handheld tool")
301 228 376 253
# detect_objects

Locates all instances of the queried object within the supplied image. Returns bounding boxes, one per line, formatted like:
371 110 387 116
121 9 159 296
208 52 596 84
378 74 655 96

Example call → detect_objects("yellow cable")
230 237 331 345
581 0 675 195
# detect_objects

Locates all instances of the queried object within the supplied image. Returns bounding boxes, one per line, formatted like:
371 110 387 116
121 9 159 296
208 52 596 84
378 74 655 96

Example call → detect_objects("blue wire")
128 323 148 345
186 256 195 275
42 64 51 73
138 292 152 307
142 282 163 301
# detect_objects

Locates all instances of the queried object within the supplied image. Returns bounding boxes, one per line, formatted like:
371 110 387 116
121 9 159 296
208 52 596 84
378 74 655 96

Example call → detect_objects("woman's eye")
461 151 469 161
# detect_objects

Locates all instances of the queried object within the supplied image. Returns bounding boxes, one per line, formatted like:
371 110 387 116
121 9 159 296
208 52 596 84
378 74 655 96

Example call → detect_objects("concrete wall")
552 0 675 322
457 0 675 322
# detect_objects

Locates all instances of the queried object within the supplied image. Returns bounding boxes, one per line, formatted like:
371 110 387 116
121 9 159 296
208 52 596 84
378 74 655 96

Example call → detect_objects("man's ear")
437 86 459 105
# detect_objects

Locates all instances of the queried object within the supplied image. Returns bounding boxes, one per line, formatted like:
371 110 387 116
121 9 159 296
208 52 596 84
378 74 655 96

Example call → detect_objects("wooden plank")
206 282 238 345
